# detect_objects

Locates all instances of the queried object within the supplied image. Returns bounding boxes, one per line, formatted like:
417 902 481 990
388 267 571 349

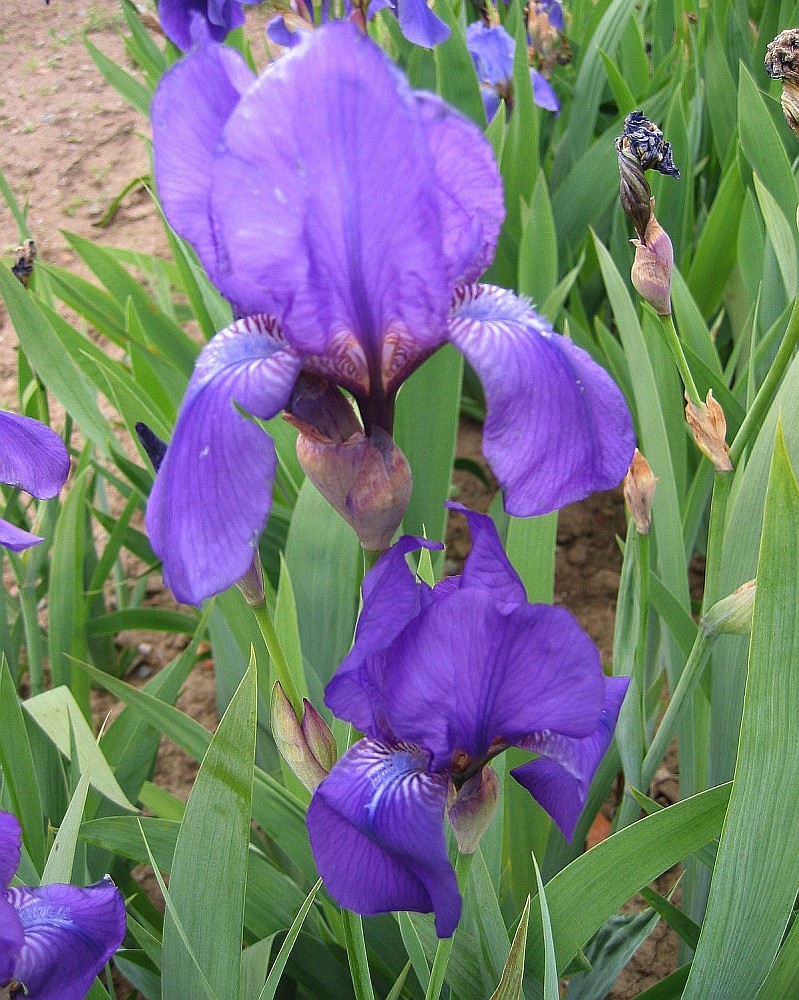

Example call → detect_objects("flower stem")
18 579 45 696
658 312 702 406
640 630 712 790
342 909 376 1000
425 852 472 1000
252 600 302 717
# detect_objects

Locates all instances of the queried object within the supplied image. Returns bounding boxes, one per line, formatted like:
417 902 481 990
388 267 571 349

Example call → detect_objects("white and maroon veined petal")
307 739 461 937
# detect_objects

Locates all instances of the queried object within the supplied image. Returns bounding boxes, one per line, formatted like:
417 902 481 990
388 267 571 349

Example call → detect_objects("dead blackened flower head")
616 112 680 240
765 29 799 139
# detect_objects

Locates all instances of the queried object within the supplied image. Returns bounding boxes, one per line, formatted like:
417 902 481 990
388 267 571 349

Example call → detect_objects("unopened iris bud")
447 766 500 855
701 580 756 637
766 29 799 140
623 448 658 535
294 426 412 553
271 682 335 792
630 207 674 316
685 389 733 472
236 555 265 607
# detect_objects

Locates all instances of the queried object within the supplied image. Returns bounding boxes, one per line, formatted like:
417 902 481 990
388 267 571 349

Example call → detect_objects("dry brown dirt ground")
0 3 677 996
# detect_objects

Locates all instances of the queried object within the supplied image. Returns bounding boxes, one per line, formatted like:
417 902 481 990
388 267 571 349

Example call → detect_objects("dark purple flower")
466 21 560 119
159 0 265 50
307 505 629 936
0 811 126 1000
146 23 634 605
0 410 69 552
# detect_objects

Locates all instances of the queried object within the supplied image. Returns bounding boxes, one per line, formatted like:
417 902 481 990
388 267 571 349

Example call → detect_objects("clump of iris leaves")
2 1 799 999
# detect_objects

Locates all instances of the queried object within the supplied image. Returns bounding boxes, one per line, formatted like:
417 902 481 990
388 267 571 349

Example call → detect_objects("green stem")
636 533 650 696
18 580 45 696
729 294 799 466
659 312 702 406
252 600 302 716
641 631 712 790
425 852 472 1000
342 910 376 1000
362 548 383 575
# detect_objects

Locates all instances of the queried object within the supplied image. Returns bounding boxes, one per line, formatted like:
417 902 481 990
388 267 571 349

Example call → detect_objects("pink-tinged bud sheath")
623 448 658 535
631 209 673 316
447 766 500 855
271 683 333 792
301 699 338 774
684 389 733 472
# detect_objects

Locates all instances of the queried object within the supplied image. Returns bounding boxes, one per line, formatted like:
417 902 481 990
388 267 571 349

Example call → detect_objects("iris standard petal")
0 411 69 501
381 589 605 769
145 315 302 605
466 22 514 86
7 878 126 1000
307 739 460 937
395 0 450 48
152 27 254 281
444 502 527 612
447 284 635 516
159 0 246 49
208 23 449 374
325 535 441 738
414 93 505 287
511 676 629 840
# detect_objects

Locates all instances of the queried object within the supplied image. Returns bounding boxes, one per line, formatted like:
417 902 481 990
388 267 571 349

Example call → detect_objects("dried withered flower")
765 29 799 139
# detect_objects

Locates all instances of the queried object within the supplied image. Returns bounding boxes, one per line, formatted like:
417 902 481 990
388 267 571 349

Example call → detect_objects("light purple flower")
267 0 448 50
146 23 634 605
0 811 126 1000
307 504 628 937
466 21 560 119
0 411 69 552
159 0 265 50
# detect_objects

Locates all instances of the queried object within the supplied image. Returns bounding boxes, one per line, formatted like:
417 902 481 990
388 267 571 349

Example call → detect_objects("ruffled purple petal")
307 739 460 937
266 13 305 47
444 502 526 612
159 0 244 49
380 589 605 769
531 69 560 115
0 892 24 987
538 0 563 31
466 22 514 86
395 0 450 48
511 676 629 840
7 878 126 1000
0 411 69 501
145 315 302 605
414 93 505 286
152 27 254 280
208 23 449 376
325 535 441 738
447 284 635 516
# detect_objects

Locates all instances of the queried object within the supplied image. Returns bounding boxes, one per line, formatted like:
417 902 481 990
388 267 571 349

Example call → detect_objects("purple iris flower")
307 504 629 937
158 0 265 50
146 22 634 605
536 0 563 32
0 410 69 552
0 811 126 1000
267 0 448 50
466 21 560 119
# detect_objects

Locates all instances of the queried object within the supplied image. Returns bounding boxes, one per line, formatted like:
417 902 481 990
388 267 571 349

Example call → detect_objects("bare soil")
0 4 678 995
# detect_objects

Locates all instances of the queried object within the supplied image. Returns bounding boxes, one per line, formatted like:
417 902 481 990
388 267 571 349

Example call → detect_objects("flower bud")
447 766 500 855
623 448 658 534
684 389 733 472
294 425 412 553
630 208 673 315
235 555 265 607
271 683 334 792
301 698 338 774
616 138 652 241
616 112 680 241
766 29 799 140
700 580 756 638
